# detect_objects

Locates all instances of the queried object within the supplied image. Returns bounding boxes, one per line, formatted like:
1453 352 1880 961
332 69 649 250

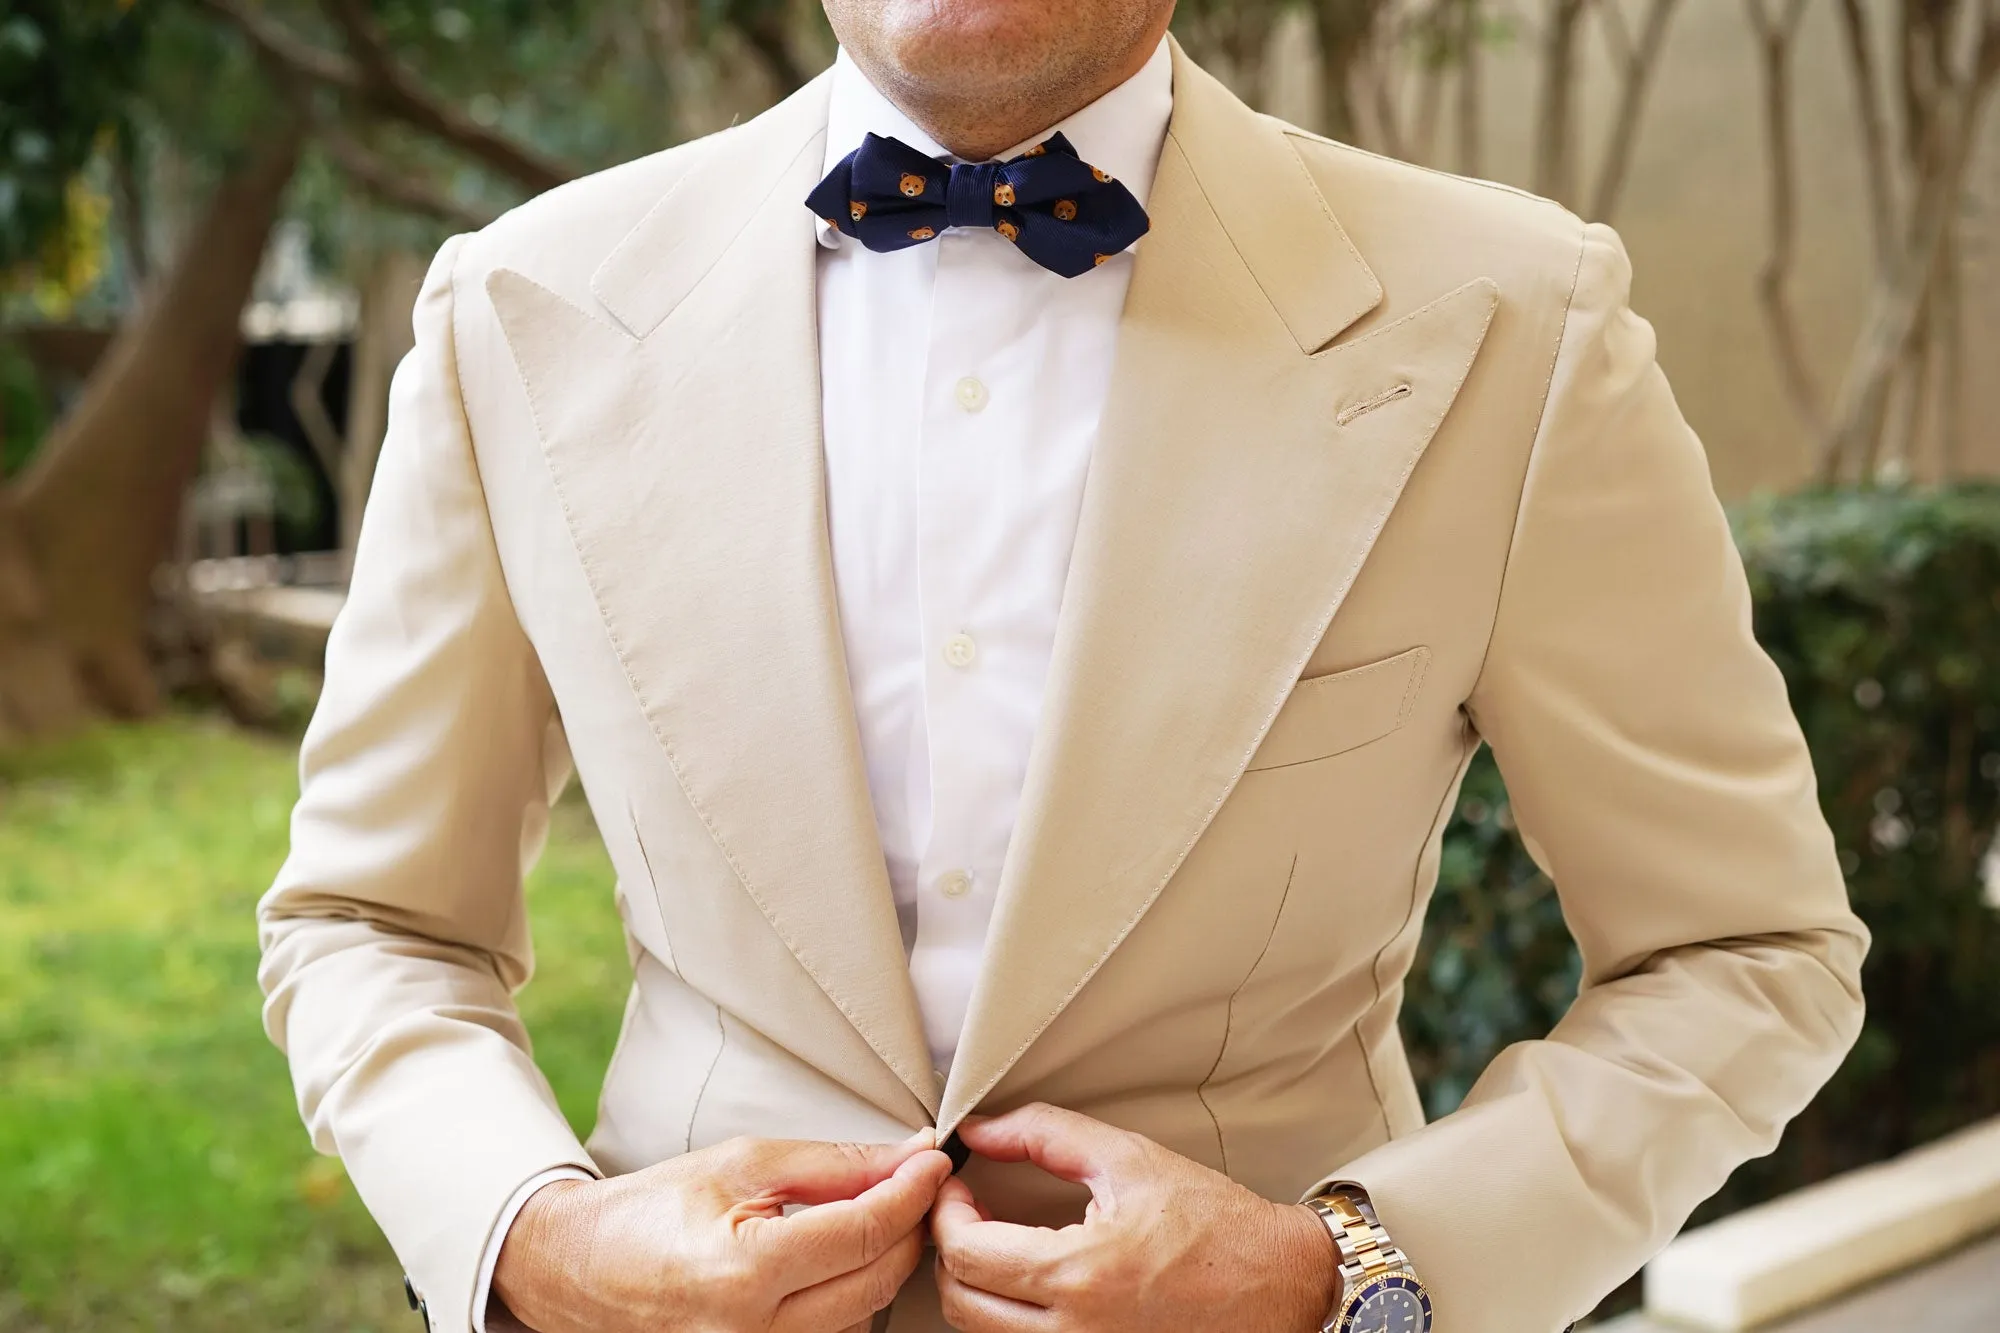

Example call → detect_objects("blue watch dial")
1341 1274 1432 1333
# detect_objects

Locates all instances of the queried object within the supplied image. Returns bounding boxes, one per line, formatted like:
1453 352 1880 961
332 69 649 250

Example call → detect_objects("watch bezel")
1332 1269 1433 1333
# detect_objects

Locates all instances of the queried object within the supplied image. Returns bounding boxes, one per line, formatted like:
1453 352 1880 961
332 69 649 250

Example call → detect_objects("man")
259 0 1868 1330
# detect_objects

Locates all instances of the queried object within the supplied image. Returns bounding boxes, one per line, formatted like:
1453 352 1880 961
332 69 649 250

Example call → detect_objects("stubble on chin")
831 0 1165 159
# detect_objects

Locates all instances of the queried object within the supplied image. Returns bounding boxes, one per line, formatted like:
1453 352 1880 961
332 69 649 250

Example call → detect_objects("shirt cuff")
473 1167 595 1332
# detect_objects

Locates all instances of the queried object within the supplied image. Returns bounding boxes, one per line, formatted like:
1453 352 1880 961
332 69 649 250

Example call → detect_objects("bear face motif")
898 174 926 198
849 201 868 221
1091 166 1112 183
1093 252 1112 266
907 226 937 241
1052 199 1078 222
993 182 1017 207
995 220 1020 242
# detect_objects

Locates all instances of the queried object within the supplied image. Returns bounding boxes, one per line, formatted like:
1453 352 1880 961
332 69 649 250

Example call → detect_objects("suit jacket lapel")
486 75 939 1120
943 48 1498 1126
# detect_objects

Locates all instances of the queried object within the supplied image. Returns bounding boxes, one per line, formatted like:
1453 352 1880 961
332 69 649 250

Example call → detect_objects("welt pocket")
1245 646 1431 772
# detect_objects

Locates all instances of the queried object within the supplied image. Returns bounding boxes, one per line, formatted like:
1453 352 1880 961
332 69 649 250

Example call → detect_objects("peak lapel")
487 77 938 1120
942 50 1498 1126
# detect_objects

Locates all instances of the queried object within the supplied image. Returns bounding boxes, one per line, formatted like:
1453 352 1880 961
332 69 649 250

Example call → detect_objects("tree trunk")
0 124 303 728
340 247 426 561
1315 0 1390 143
1822 66 1993 480
1534 0 1591 205
0 497 89 742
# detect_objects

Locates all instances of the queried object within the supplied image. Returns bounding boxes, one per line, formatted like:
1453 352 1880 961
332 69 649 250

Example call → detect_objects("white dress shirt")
817 38 1173 1076
475 40 1173 1328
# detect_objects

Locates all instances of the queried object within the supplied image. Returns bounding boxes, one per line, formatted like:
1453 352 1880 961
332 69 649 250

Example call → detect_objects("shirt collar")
815 36 1174 250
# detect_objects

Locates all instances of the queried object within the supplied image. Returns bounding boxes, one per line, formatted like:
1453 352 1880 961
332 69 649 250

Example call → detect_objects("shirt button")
954 376 990 413
943 633 978 669
936 870 973 899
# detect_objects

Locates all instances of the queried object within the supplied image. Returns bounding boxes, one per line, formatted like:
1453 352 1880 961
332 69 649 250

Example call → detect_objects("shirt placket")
909 230 1024 1073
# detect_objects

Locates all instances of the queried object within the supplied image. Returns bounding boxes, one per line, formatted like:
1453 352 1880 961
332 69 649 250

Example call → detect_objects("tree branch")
318 0 575 194
201 0 576 197
1835 0 1895 266
1598 0 1634 64
197 0 365 91
318 126 497 231
1824 47 1994 481
1531 0 1593 205
1743 0 1828 464
1457 0 1484 176
1589 0 1682 223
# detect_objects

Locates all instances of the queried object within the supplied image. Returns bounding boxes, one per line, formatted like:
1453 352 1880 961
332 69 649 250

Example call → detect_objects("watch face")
1343 1275 1431 1333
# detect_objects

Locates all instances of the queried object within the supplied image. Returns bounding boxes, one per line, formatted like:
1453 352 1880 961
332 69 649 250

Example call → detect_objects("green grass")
0 718 629 1331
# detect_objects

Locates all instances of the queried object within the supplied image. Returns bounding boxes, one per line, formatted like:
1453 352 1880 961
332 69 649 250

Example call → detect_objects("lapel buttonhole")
1336 382 1414 428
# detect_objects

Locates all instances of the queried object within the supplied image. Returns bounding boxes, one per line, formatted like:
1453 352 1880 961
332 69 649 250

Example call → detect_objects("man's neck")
860 31 1169 162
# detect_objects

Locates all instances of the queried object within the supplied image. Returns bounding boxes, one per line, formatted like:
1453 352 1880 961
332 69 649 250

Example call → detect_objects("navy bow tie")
806 131 1149 278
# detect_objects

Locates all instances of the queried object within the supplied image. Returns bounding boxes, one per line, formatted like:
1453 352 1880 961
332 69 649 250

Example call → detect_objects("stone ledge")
1599 1228 2000 1332
1635 1116 2000 1329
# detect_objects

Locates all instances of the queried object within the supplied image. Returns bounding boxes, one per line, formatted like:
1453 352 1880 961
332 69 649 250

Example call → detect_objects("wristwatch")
1303 1184 1432 1333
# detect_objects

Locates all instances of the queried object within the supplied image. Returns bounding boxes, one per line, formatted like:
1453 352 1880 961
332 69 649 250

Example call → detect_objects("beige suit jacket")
261 41 1867 1333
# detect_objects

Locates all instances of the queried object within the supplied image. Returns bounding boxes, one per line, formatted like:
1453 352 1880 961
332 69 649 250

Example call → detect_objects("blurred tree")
1169 1 1680 225
1748 0 2000 484
0 0 829 741
0 3 146 295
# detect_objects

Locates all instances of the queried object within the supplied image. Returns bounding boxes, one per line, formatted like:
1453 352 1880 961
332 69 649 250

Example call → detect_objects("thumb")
953 1103 1142 1188
722 1129 937 1206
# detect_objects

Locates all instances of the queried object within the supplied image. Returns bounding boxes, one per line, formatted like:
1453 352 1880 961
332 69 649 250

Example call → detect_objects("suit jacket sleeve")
258 235 598 1333
1316 222 1868 1331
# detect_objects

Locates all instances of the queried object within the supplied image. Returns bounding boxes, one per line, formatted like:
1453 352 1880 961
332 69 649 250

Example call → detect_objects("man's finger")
955 1103 1141 1186
772 1223 925 1333
757 1148 952 1290
931 1175 1072 1302
720 1129 936 1206
935 1254 1060 1333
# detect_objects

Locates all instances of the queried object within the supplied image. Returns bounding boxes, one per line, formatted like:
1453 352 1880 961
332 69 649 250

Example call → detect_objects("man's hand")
493 1130 952 1333
931 1105 1340 1333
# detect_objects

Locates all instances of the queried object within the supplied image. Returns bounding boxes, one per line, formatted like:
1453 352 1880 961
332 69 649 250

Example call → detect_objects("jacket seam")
1279 123 1571 210
444 231 549 969
688 1004 729 1155
1464 219 1590 701
1195 852 1300 1176
1360 729 1485 1135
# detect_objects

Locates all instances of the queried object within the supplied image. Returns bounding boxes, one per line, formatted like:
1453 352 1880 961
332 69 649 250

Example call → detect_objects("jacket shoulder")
1281 125 1587 323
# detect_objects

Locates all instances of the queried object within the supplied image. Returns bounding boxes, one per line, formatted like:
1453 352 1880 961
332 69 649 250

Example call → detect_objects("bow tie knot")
945 160 1001 230
807 132 1149 278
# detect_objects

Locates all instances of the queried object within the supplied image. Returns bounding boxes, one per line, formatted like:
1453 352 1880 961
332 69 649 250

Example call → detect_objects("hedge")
1405 483 2000 1219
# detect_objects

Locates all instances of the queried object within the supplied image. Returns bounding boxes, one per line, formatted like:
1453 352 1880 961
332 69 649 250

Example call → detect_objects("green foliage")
1406 484 2000 1213
0 1 149 278
1724 484 2000 1201
1404 752 1574 1119
0 334 48 476
0 718 629 1329
128 3 281 172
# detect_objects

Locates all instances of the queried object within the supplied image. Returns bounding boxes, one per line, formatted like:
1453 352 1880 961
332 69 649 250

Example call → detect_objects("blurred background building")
1 3 1996 1330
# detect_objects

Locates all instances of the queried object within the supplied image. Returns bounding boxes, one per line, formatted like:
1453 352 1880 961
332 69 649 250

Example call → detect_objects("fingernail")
903 1126 937 1148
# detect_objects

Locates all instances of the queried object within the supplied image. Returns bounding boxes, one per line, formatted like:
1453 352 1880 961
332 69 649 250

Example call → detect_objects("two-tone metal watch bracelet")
1304 1187 1408 1294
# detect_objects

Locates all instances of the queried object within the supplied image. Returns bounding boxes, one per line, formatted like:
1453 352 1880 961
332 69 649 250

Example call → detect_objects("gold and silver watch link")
1303 1184 1434 1333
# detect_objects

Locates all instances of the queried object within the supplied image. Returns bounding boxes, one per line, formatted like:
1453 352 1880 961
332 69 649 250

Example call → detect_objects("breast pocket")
1245 646 1431 772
